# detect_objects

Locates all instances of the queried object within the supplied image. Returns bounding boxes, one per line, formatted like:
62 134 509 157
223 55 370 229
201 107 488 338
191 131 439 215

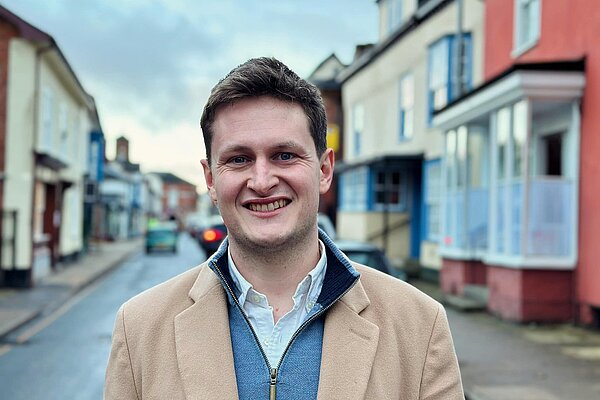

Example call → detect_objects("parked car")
198 215 227 256
335 240 406 280
146 222 178 254
317 213 337 240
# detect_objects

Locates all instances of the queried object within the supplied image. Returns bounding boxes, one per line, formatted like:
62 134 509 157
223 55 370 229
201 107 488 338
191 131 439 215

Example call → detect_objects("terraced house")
434 0 600 326
336 0 484 277
0 6 95 286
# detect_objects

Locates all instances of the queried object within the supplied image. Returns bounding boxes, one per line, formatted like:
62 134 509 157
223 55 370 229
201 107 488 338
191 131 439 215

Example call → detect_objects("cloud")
1 0 378 193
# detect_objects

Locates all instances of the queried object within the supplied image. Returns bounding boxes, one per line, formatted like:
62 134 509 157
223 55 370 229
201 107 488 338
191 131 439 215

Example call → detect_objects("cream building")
1 9 93 286
336 0 484 277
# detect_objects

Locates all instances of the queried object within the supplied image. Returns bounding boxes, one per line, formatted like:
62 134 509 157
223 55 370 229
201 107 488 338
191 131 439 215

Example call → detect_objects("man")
105 57 464 399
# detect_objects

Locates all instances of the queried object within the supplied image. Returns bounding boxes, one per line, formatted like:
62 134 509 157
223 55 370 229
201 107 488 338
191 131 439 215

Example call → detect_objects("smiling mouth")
245 199 290 212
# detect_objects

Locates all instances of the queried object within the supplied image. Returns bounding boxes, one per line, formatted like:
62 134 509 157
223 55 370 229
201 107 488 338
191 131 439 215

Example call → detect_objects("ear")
319 148 335 194
201 159 218 205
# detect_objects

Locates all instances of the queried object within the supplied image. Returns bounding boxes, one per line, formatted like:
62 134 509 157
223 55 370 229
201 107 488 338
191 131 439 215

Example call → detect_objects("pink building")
434 0 599 325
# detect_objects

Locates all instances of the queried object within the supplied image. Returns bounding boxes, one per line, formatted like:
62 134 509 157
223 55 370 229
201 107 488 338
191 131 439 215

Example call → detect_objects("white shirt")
227 241 327 367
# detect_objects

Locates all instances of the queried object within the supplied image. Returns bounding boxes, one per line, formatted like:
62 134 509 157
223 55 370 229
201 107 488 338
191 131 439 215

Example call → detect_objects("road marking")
0 344 12 357
15 278 104 344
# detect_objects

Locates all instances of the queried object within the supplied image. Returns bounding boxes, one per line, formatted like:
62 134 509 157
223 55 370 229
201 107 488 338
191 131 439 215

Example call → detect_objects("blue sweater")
208 231 360 399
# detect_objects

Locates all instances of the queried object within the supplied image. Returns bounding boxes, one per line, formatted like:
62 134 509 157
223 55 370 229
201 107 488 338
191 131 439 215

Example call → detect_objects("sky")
1 0 379 192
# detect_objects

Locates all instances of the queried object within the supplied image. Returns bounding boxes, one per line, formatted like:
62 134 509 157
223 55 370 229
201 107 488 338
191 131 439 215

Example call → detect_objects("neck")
228 234 321 319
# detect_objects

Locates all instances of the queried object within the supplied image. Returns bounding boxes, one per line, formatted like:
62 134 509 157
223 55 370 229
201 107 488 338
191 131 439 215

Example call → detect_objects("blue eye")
279 152 294 161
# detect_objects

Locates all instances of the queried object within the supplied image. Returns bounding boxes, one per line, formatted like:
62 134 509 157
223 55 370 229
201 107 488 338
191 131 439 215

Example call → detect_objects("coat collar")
174 264 240 399
175 240 378 400
318 276 380 400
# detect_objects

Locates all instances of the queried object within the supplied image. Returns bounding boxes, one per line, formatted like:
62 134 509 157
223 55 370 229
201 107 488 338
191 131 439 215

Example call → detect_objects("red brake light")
203 229 224 242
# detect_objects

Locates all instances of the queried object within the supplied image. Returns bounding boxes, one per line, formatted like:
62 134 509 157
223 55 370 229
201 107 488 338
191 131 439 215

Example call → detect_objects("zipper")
211 260 359 400
269 368 277 400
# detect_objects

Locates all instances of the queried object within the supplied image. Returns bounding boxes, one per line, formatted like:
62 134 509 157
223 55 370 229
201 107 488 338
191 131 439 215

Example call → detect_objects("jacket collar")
176 232 377 400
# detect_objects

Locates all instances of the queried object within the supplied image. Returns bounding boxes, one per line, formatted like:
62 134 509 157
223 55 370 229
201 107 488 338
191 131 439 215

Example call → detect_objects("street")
1 234 600 400
0 234 205 400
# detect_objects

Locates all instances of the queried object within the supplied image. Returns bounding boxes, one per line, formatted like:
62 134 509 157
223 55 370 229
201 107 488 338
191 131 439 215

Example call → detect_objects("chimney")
116 136 129 162
353 44 374 61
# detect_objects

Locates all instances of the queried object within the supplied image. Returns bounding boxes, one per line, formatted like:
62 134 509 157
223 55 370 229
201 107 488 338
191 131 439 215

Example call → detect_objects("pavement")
0 238 142 340
1 242 599 400
412 279 600 400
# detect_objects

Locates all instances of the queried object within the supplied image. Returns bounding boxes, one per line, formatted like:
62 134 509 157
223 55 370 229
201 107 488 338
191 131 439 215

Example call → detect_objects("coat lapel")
174 265 239 400
317 280 379 400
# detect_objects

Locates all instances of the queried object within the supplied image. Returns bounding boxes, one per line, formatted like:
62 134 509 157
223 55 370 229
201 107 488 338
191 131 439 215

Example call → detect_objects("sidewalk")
412 279 600 400
0 238 142 339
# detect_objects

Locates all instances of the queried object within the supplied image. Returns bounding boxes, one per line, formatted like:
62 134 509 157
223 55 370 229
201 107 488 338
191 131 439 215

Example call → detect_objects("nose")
247 159 278 194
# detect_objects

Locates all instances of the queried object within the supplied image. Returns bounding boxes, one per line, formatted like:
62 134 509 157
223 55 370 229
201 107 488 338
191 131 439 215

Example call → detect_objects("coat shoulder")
353 263 443 319
121 263 210 323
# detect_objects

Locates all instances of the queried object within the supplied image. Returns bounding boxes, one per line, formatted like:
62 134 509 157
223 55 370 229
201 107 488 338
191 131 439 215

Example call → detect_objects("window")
514 0 540 54
352 104 364 156
373 169 406 211
427 34 472 123
445 130 456 189
512 100 528 178
456 126 467 188
399 73 414 141
496 107 510 181
424 159 441 241
386 0 403 34
40 87 54 152
59 102 69 159
340 166 407 212
339 167 369 211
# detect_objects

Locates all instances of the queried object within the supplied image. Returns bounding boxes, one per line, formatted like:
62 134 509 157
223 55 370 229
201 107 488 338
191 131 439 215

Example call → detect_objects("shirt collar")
227 240 327 307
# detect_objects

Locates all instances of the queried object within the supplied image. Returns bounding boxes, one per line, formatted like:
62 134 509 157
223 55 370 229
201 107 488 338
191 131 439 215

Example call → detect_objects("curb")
0 242 141 340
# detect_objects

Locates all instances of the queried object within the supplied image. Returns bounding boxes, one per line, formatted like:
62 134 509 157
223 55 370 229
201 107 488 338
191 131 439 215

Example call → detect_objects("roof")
153 172 196 187
337 0 453 84
308 53 346 90
335 154 424 174
0 4 91 108
434 58 587 116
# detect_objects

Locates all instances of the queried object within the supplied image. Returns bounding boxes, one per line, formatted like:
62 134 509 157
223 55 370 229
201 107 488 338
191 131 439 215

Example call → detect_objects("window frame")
399 73 415 141
513 0 541 57
427 33 473 125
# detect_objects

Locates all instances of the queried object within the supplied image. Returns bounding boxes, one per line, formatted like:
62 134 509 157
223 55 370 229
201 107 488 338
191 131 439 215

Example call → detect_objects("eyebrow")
219 141 305 155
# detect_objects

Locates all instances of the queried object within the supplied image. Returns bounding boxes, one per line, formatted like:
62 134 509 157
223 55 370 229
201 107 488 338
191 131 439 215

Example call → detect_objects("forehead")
211 97 312 150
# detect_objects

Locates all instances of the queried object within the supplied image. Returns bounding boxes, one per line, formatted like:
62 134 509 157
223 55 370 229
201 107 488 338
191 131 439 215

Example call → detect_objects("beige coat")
105 262 464 399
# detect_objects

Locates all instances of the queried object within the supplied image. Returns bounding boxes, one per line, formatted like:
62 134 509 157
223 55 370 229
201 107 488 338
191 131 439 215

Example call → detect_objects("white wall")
343 0 485 163
3 38 91 267
3 39 37 269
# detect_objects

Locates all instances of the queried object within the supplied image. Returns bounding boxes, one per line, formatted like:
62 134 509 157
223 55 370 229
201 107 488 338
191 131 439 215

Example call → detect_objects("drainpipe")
454 0 465 98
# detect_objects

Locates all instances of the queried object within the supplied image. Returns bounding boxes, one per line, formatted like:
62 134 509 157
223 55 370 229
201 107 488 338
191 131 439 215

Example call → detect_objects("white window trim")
512 0 541 58
399 73 414 141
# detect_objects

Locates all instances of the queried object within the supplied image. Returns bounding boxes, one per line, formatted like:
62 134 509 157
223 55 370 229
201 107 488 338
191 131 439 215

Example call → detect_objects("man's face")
202 96 334 252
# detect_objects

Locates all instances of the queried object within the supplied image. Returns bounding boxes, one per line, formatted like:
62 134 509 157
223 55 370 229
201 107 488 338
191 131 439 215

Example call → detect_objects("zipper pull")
270 368 277 400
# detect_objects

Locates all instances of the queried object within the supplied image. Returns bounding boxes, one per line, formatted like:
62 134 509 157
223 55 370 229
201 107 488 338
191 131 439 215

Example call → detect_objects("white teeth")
248 200 288 212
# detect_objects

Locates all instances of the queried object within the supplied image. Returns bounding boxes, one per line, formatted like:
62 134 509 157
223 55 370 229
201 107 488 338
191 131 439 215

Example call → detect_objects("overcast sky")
2 0 378 191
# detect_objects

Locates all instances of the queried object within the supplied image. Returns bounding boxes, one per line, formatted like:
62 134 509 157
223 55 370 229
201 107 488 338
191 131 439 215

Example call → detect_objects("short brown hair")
200 57 327 165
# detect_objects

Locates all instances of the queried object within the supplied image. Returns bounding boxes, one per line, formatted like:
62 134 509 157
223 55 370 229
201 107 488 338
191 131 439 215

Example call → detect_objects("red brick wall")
487 265 573 322
162 182 197 217
484 0 600 322
441 258 486 296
